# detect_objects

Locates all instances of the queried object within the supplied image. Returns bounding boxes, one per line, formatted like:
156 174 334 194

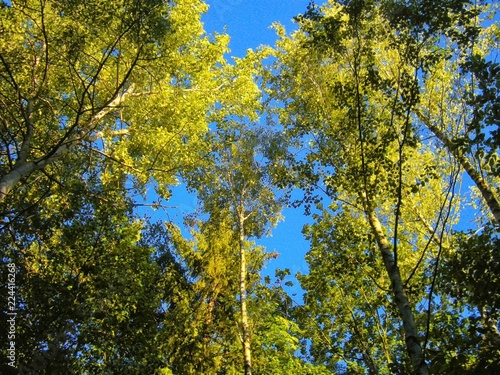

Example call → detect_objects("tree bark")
238 213 252 375
362 194 430 375
0 149 65 202
481 306 500 347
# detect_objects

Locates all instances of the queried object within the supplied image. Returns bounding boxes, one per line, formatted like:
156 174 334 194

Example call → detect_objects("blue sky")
202 0 310 57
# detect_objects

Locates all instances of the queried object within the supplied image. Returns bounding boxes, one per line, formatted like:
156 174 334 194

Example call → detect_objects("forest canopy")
0 0 499 374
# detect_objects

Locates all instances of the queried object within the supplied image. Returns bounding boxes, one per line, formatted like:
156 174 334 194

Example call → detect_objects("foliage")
0 153 165 373
182 115 284 375
1 0 499 374
0 0 229 206
266 0 499 373
431 223 500 373
157 220 242 374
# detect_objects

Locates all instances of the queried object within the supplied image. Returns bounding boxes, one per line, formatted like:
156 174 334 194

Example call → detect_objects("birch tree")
266 1 477 373
0 0 229 209
267 0 500 372
185 118 283 375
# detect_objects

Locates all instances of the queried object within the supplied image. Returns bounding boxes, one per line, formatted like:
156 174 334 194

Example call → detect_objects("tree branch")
416 109 500 222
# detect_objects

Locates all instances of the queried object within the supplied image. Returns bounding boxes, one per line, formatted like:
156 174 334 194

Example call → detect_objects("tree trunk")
0 151 64 202
481 306 500 346
238 214 252 375
362 194 430 375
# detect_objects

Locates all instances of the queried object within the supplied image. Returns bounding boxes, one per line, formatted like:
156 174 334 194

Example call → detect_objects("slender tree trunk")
362 194 430 375
480 305 500 346
417 111 500 222
238 214 252 375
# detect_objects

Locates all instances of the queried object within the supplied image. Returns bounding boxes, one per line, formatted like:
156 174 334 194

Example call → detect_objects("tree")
378 1 500 370
265 0 489 373
161 219 332 375
382 0 500 223
1 1 234 371
2 0 498 373
158 219 243 374
0 152 166 373
184 115 284 374
0 0 229 208
428 221 500 374
251 270 332 375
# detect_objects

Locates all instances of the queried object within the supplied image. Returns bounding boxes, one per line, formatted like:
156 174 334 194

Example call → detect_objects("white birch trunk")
363 194 430 375
238 214 252 375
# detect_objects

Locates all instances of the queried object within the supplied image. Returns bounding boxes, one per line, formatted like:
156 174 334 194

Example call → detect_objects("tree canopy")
1 0 499 374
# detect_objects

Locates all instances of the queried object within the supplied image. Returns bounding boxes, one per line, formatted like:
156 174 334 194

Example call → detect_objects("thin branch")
88 147 142 174
85 129 130 143
416 109 500 222
405 161 458 287
0 54 21 94
422 163 459 357
40 168 64 188
393 67 419 268
35 0 50 98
